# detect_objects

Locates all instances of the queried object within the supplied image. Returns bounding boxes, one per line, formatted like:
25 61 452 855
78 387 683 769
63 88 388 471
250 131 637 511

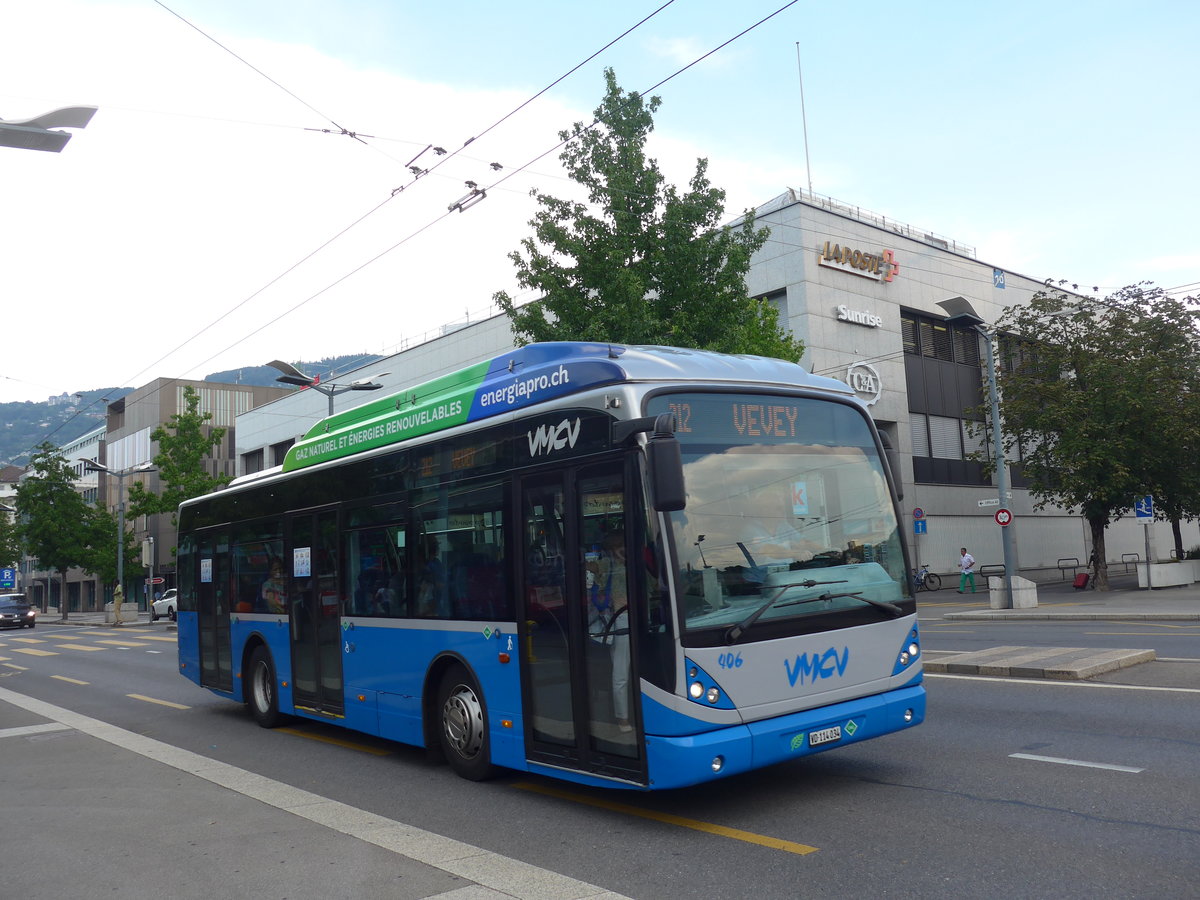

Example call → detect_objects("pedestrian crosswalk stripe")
12 648 57 657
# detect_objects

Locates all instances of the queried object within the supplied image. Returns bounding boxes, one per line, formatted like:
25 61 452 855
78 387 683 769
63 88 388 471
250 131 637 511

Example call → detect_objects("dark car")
0 593 37 629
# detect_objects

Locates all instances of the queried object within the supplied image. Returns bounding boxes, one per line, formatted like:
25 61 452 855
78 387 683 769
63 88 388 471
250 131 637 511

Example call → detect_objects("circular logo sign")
995 508 1013 526
844 362 882 407
913 508 925 520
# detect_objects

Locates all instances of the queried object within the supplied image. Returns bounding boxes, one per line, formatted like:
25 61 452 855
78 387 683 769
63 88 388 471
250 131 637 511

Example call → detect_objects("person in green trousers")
957 548 976 593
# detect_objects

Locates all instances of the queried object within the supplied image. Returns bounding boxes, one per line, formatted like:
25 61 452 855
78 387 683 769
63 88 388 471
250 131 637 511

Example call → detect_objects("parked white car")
150 588 177 622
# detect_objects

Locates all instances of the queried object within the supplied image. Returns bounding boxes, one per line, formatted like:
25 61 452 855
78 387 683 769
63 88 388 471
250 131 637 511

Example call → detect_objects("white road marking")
925 673 1200 694
0 684 628 900
0 722 71 739
1009 753 1144 773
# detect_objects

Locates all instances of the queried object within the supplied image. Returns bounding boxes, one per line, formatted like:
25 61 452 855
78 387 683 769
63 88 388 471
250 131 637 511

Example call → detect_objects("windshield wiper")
723 580 904 644
724 579 843 644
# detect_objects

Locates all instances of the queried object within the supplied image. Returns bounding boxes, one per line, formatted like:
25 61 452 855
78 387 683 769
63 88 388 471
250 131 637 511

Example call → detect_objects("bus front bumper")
644 684 925 790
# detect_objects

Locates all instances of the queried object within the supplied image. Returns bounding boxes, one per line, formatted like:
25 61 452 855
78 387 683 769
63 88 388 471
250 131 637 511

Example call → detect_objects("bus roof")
280 342 849 473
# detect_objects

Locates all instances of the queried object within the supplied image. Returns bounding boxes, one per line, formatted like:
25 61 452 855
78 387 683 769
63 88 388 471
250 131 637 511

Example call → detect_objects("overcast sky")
2 0 1197 405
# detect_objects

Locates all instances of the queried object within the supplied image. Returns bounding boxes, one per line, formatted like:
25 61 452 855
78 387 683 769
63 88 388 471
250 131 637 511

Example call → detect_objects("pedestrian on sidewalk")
957 548 976 593
112 584 124 626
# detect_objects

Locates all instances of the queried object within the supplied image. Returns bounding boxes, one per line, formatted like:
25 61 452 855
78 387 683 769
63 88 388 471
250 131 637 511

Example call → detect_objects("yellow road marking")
127 693 190 710
52 675 89 685
136 635 179 642
3 662 28 670
98 639 149 647
514 782 819 855
55 644 106 651
12 648 57 657
10 637 47 644
278 727 393 756
1087 631 1200 636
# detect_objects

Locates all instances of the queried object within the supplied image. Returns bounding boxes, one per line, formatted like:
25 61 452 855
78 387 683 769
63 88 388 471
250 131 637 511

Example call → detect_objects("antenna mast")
795 41 813 195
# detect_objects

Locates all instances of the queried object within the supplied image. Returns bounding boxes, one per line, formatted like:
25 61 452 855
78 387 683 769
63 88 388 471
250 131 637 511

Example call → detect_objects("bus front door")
287 509 344 716
519 463 643 782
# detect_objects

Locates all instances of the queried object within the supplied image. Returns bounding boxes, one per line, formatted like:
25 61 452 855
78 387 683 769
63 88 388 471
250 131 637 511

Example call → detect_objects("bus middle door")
287 508 344 716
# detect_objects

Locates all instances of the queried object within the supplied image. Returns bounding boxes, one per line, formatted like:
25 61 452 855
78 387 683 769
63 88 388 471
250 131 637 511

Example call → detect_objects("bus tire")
248 646 283 728
436 664 495 781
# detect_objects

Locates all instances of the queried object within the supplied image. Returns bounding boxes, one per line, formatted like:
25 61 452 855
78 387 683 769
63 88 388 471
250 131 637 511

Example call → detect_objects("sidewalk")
34 607 163 628
926 570 1200 621
0 686 626 900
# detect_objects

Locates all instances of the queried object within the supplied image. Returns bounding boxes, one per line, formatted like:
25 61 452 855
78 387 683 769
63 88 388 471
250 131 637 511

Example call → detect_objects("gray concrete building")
233 189 1188 583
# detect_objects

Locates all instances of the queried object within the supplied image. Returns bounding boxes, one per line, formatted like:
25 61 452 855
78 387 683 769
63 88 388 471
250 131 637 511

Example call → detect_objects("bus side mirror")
647 413 686 512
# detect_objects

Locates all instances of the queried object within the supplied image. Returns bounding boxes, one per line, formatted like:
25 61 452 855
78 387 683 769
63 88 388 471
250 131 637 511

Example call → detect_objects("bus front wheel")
248 646 282 728
437 665 495 781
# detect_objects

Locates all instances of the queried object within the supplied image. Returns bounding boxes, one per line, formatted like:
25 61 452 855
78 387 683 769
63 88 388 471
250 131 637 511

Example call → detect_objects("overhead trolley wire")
21 3 681 456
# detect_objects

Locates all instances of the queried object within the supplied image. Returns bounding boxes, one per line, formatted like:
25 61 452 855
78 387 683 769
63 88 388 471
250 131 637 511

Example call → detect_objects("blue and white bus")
176 343 923 790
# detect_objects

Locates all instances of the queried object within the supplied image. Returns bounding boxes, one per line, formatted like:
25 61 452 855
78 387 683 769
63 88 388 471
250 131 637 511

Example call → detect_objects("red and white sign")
994 508 1013 526
146 576 165 584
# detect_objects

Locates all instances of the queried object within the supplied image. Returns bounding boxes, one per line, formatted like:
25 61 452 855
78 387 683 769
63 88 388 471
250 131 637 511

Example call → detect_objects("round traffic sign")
913 507 925 520
995 508 1013 526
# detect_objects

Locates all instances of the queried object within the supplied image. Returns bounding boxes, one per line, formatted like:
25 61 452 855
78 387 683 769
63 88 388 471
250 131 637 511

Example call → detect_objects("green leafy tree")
80 505 139 587
495 68 803 361
993 283 1200 589
128 385 232 527
0 508 20 570
14 443 92 619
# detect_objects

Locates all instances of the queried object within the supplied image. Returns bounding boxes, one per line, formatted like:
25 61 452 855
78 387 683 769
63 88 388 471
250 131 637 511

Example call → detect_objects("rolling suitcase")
1072 573 1090 590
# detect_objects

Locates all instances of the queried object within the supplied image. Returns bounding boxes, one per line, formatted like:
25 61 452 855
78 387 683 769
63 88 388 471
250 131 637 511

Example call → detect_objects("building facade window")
270 440 294 467
242 448 264 476
902 310 988 486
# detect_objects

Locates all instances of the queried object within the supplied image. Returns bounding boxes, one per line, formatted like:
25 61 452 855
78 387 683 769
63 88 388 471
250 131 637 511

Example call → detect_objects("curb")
923 646 1157 680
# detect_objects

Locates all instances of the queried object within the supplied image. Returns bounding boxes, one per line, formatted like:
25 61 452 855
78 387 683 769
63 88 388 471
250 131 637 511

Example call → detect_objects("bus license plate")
809 726 841 746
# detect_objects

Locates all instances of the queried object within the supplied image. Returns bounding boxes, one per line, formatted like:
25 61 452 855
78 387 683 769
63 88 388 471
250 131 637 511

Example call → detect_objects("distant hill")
0 354 380 466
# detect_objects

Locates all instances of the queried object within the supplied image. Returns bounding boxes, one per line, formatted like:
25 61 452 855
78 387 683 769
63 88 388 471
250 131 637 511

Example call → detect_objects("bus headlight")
706 687 721 704
689 681 704 699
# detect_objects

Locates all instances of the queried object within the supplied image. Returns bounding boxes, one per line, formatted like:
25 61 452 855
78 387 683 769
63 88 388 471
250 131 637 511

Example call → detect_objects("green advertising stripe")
301 360 492 442
284 387 474 471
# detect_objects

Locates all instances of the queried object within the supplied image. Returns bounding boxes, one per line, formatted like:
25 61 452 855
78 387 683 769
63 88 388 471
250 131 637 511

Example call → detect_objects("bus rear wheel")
248 646 283 728
437 665 495 781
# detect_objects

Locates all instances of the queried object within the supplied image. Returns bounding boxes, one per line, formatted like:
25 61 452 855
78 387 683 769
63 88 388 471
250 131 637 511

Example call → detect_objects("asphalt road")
2 620 1198 899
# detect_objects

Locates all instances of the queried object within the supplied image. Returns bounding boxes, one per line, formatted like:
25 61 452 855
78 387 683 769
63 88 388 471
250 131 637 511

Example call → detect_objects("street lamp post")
84 460 156 622
937 296 1017 609
265 360 385 417
0 105 97 152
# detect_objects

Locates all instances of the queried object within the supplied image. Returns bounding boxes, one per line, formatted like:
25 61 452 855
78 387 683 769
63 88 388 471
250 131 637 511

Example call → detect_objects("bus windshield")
649 392 906 635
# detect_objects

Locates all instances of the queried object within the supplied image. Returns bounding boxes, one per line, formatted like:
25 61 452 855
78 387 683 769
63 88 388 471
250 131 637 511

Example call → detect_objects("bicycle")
912 564 941 592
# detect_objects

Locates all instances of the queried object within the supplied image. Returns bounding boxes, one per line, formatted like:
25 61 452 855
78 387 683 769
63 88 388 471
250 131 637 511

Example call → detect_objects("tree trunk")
1088 515 1109 591
59 571 69 622
1171 518 1183 560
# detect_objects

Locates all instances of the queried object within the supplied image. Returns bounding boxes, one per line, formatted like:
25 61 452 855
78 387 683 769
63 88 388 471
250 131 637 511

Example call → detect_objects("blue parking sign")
0 568 14 589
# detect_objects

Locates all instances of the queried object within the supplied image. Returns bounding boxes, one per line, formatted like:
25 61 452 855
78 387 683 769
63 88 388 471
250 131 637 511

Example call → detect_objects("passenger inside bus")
260 558 287 614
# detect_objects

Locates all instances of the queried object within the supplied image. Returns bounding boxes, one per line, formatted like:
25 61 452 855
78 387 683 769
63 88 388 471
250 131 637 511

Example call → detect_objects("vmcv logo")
784 647 850 687
528 417 581 456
